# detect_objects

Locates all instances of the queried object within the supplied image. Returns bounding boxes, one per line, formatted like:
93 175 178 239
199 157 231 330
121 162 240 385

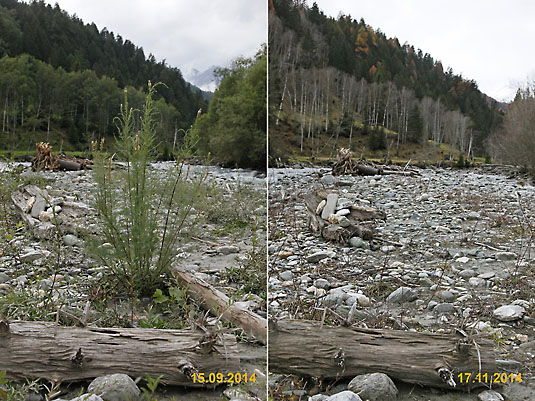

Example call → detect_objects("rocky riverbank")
0 161 267 401
268 166 535 401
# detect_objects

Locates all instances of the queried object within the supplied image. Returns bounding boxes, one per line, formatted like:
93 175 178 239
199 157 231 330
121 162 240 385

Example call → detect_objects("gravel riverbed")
268 166 535 401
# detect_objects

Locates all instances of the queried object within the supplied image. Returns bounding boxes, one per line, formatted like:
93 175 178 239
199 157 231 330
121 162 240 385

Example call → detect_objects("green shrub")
457 152 465 168
90 83 207 297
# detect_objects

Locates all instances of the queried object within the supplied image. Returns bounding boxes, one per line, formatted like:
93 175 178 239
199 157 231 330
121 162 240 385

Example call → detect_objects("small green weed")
138 285 198 329
0 372 44 401
488 330 507 350
224 228 267 300
140 373 163 401
0 286 61 322
206 181 264 238
0 371 7 401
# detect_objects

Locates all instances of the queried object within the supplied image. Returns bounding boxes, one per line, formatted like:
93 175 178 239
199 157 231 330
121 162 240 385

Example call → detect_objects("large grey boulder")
217 245 239 255
55 396 104 401
308 395 329 401
321 174 337 186
87 374 140 401
307 251 334 263
347 373 398 401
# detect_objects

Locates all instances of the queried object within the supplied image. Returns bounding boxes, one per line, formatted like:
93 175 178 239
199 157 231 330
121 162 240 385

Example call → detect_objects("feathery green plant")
91 82 207 297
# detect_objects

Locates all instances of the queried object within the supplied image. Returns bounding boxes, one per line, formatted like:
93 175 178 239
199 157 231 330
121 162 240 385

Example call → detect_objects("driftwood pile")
332 148 417 176
305 190 386 243
11 185 93 239
31 142 91 171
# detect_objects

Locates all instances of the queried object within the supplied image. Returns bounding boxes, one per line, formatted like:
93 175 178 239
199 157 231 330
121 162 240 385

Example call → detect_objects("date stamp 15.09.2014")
191 372 257 385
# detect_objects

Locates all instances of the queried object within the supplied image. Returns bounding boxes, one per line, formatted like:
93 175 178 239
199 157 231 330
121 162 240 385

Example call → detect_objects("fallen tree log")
269 320 498 390
57 158 82 171
354 163 380 176
172 269 267 345
304 190 386 243
0 320 239 386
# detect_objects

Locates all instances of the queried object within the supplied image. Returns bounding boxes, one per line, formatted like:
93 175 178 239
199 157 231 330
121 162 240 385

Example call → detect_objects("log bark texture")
0 320 239 386
173 269 267 345
269 320 498 390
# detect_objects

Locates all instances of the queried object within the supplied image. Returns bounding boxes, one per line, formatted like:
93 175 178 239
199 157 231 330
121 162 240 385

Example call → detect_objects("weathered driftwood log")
0 320 239 386
304 190 386 243
172 269 267 345
57 158 82 171
269 320 498 391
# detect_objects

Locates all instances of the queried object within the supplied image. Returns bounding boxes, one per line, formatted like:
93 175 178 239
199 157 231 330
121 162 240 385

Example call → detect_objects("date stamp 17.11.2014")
457 372 522 385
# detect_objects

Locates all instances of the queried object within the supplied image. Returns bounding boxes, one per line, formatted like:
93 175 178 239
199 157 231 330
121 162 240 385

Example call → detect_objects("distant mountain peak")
186 65 220 93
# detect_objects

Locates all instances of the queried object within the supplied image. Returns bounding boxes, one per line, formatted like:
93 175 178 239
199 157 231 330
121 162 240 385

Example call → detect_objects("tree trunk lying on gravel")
332 148 417 176
173 269 267 345
0 320 239 386
269 320 498 391
305 190 386 243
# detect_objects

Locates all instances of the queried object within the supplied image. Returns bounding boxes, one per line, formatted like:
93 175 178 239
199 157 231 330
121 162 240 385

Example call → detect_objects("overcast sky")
41 0 266 78
314 0 535 102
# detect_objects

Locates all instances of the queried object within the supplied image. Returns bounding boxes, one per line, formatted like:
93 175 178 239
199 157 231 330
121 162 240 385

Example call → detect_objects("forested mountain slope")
269 0 503 161
0 0 206 151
